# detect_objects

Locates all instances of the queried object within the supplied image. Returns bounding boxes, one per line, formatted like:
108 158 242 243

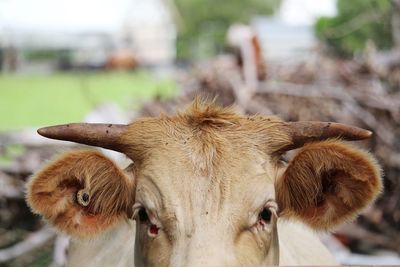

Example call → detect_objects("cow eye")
259 208 272 223
138 208 149 223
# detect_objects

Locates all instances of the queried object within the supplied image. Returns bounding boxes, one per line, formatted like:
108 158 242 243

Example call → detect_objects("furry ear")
26 150 134 238
276 140 382 230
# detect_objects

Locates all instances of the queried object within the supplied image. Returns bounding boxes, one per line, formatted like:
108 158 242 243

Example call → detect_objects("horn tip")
362 130 373 139
37 125 66 138
37 127 49 137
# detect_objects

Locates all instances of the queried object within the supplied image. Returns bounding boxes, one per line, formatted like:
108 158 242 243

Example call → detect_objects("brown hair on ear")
276 140 382 230
26 150 134 237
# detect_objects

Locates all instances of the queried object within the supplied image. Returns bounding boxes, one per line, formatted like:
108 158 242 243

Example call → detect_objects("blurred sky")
0 0 169 33
0 0 336 33
279 0 336 25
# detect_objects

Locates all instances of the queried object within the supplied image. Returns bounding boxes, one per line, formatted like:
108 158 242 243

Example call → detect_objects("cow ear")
26 150 134 238
275 140 382 230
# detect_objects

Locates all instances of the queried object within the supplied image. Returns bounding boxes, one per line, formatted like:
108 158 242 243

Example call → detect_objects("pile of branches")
141 51 400 255
0 142 75 267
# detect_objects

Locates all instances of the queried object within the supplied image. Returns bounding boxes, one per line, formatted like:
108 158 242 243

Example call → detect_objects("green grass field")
0 71 177 131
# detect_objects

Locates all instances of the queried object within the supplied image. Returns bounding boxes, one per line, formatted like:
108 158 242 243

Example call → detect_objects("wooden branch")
51 234 70 267
257 80 400 115
0 172 24 199
336 224 400 253
370 50 400 72
0 227 56 263
255 80 397 146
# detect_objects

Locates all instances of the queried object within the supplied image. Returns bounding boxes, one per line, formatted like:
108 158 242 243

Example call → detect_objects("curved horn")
37 123 128 152
281 121 372 151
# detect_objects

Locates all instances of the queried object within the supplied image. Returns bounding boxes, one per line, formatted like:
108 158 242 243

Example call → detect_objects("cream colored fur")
68 221 135 267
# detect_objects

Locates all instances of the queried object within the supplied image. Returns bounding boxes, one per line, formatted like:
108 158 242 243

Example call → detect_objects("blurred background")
0 0 399 266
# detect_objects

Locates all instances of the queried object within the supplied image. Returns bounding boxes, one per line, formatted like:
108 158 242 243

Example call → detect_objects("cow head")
26 100 382 266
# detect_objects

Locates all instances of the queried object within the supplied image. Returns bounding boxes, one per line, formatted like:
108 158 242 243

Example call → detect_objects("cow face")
26 100 382 267
130 129 280 266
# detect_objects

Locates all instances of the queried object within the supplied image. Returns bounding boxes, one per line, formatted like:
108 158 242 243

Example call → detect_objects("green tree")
315 0 393 57
174 0 280 61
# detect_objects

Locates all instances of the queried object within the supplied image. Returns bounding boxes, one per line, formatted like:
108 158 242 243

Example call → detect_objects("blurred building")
251 0 336 62
116 0 177 66
252 17 315 62
0 0 178 73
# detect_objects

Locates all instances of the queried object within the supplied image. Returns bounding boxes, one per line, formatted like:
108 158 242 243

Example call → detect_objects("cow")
26 99 382 266
105 50 138 70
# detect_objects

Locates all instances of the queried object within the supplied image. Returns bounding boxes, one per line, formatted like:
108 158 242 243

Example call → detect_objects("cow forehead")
133 128 277 225
131 109 279 181
122 101 290 166
146 126 267 174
